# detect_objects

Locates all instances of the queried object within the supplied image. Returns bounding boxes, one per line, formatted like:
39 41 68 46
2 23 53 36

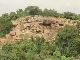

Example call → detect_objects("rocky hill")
4 15 77 42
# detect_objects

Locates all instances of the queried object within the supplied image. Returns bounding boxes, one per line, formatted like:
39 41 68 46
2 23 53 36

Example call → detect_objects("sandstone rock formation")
6 15 78 41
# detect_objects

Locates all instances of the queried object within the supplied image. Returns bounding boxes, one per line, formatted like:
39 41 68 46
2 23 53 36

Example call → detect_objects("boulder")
9 31 16 36
43 20 51 26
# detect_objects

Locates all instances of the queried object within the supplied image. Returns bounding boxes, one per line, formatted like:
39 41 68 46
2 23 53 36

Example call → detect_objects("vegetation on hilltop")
0 6 80 37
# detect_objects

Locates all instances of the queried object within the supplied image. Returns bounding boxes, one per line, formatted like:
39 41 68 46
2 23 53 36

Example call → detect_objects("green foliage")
0 13 13 37
55 25 80 57
77 21 80 35
56 25 77 43
2 43 14 53
63 12 78 20
9 12 18 20
0 37 54 60
42 9 59 17
16 9 26 18
0 32 80 60
53 51 61 57
61 56 67 60
24 6 42 15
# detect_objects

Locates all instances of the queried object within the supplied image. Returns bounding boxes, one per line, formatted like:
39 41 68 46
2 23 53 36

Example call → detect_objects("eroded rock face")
6 15 78 40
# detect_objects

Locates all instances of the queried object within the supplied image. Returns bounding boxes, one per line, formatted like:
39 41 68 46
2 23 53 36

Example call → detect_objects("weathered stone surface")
9 31 16 36
6 15 78 41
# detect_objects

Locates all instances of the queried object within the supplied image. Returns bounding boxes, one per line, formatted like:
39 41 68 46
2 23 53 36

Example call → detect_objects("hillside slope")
6 15 77 41
0 15 79 49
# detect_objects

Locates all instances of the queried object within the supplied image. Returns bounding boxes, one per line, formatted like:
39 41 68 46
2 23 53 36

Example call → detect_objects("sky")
0 0 80 16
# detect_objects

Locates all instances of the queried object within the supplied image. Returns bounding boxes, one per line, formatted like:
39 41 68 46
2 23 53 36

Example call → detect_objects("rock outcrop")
6 15 78 41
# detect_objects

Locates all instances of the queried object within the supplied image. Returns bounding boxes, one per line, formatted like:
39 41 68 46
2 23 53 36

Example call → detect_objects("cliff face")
6 15 77 41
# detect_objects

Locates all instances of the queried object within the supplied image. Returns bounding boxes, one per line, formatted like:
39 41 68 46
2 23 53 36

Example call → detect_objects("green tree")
63 12 78 20
78 14 80 20
42 9 58 17
55 25 79 57
0 13 13 37
9 12 18 20
16 9 26 18
25 6 42 15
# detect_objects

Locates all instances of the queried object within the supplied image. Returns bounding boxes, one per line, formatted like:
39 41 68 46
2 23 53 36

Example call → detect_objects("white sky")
0 0 80 16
